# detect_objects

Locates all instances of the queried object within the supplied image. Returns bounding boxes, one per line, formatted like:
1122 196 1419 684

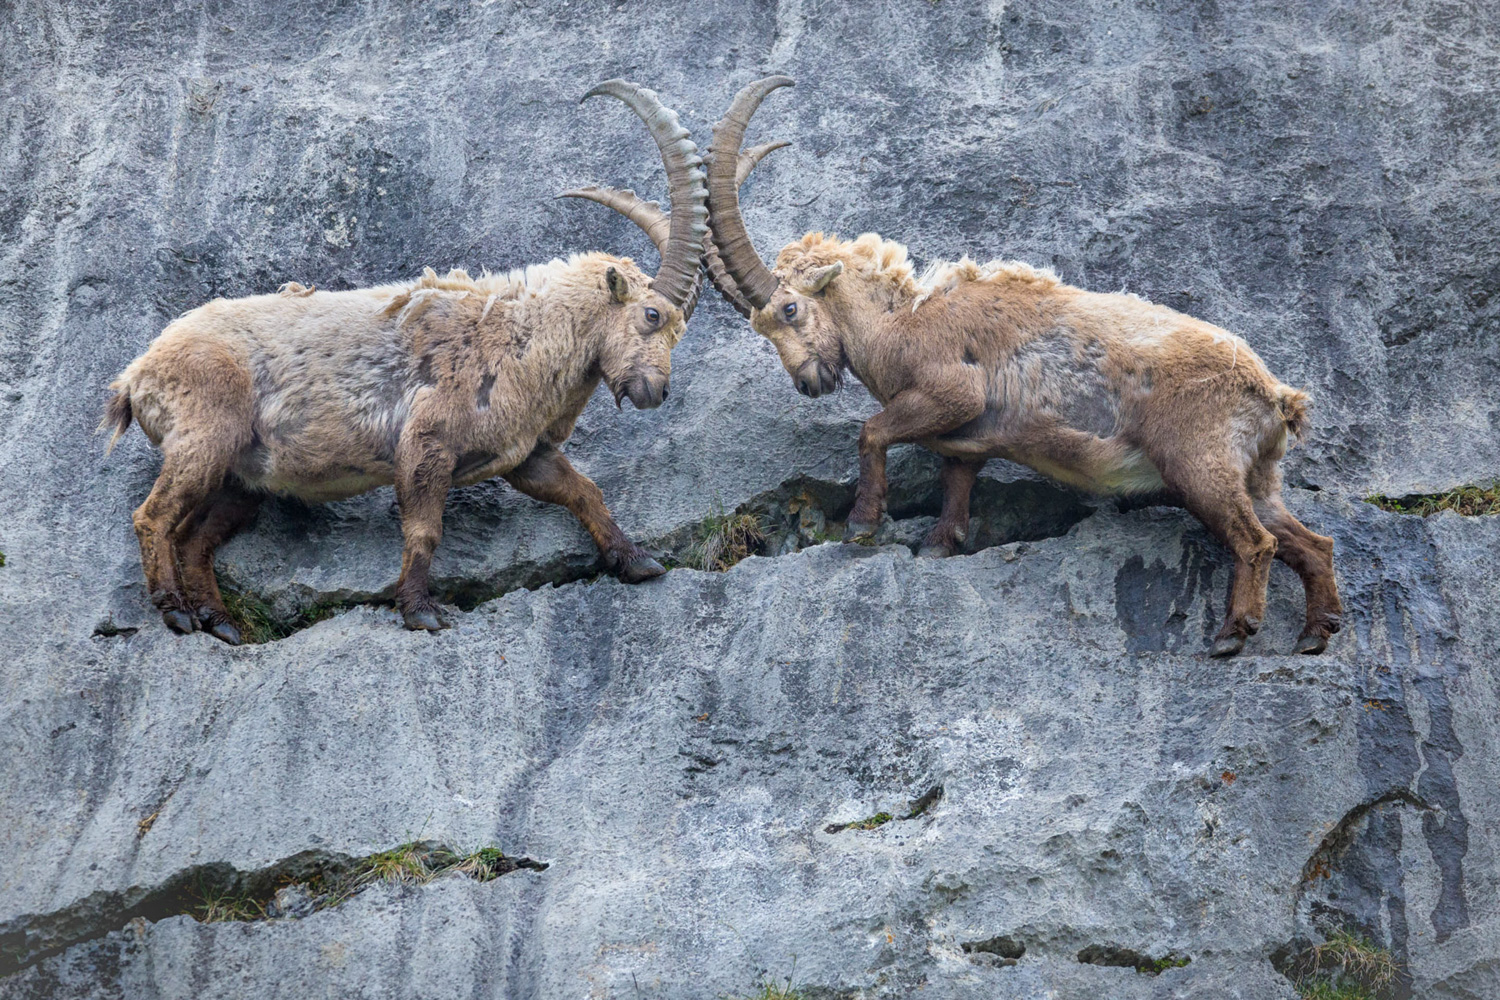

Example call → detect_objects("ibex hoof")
206 620 243 645
917 543 955 559
1209 635 1246 658
403 608 448 632
1295 632 1329 655
618 554 666 583
196 607 242 645
161 609 195 635
844 520 879 543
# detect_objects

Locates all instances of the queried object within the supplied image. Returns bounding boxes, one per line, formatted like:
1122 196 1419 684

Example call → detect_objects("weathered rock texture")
1 1 1497 998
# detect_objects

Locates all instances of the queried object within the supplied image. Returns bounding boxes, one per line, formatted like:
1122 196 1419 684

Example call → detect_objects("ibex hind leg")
918 457 984 558
1249 462 1340 654
173 483 263 645
1164 463 1278 658
134 436 244 635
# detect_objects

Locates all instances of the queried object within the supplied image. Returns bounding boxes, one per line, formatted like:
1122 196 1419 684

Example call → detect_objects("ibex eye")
783 302 797 321
645 307 660 325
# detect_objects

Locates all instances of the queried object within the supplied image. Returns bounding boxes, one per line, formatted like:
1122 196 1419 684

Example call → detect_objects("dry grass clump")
1292 931 1399 1000
1367 483 1500 517
690 502 765 571
219 582 339 643
187 879 266 923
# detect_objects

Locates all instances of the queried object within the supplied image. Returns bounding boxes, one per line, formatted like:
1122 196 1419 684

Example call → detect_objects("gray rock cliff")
1 1 1497 997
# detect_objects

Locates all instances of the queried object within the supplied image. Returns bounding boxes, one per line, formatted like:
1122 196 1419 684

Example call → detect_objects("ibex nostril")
660 387 668 401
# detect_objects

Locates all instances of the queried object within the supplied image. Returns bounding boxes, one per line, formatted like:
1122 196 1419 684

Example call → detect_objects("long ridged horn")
707 76 794 309
582 80 709 311
557 186 704 320
559 186 671 253
737 141 791 188
703 141 791 318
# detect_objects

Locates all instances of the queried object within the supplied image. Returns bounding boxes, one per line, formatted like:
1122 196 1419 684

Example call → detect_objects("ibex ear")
804 261 844 294
606 266 630 304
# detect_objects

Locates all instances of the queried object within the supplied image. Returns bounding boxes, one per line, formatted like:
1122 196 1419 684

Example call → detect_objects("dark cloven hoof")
618 554 667 583
1295 633 1329 655
197 607 243 646
161 609 196 635
402 608 449 632
206 620 243 646
1209 634 1246 658
844 520 879 542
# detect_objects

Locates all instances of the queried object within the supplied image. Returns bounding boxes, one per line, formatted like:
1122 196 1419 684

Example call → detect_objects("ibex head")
562 80 709 408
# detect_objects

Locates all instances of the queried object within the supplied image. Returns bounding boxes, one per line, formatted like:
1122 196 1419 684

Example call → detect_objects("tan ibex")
103 81 708 643
702 77 1340 658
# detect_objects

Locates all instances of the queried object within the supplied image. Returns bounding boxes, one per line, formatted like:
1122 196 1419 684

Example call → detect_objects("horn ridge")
582 80 710 310
701 140 789 318
558 185 673 259
706 76 794 309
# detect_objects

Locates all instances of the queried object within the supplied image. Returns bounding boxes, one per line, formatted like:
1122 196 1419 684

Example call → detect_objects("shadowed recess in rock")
0 842 547 978
824 785 943 834
961 934 1025 968
96 476 1098 645
1075 943 1191 976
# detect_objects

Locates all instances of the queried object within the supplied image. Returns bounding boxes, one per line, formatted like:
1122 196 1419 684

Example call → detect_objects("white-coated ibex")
703 77 1340 658
103 81 711 643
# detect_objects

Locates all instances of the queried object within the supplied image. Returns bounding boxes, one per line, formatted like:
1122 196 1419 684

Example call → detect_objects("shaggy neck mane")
380 253 615 313
779 232 1062 314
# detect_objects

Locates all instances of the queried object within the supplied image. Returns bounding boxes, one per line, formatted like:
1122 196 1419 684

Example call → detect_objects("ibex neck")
829 295 908 405
502 294 605 405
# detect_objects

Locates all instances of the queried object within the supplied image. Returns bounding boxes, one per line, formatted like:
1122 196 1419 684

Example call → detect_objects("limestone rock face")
1 2 1497 998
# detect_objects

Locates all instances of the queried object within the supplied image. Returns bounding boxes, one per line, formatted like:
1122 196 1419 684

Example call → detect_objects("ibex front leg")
505 442 665 582
846 373 986 541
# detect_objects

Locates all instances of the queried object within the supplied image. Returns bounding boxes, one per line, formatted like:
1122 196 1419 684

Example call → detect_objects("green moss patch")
1077 944 1191 975
825 811 893 834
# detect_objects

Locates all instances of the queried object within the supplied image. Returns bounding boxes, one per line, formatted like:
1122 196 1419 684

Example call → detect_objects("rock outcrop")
1 2 1496 997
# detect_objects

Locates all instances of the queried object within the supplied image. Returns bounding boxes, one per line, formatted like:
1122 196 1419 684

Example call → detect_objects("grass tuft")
1292 931 1399 1000
1367 483 1500 517
359 841 433 885
188 880 266 923
728 987 807 1000
453 846 513 882
689 502 765 571
1310 931 1397 986
1297 982 1374 1000
219 580 340 644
